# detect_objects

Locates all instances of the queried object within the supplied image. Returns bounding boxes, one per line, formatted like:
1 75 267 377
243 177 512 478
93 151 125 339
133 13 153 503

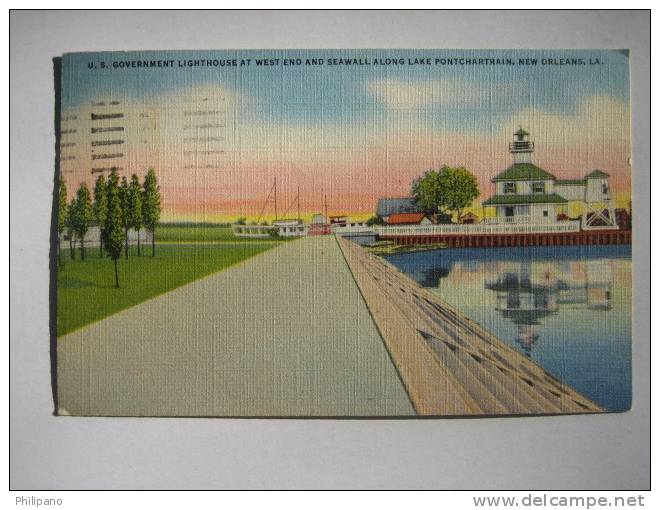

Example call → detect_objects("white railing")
374 220 581 236
330 223 376 234
481 216 533 224
232 224 308 238
581 224 619 231
232 225 271 238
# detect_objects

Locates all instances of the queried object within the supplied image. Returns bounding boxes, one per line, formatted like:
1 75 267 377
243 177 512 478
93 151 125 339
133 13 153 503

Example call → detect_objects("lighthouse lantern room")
508 128 535 164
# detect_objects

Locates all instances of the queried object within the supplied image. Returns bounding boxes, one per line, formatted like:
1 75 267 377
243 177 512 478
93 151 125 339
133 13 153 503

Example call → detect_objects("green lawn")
156 224 283 243
57 242 275 336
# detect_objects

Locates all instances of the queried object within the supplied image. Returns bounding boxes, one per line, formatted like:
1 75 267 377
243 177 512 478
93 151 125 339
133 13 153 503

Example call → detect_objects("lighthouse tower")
509 128 534 164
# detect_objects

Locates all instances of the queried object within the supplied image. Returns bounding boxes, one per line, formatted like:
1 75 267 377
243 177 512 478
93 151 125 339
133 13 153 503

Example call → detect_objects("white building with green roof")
482 129 617 229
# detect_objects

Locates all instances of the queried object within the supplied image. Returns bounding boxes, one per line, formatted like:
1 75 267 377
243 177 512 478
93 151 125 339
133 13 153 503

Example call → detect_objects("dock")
57 235 602 417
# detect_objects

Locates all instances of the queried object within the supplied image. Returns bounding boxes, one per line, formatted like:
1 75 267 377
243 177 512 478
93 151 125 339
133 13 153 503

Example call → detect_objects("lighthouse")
508 128 534 164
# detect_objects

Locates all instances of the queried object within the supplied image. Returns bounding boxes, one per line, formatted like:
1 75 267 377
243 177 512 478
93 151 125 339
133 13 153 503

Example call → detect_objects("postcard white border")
9 10 650 489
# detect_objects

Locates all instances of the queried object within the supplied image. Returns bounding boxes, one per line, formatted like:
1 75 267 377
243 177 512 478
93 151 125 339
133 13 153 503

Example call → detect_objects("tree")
411 166 480 222
66 199 75 260
436 166 480 221
142 168 161 257
57 178 68 267
105 170 126 288
128 174 143 256
93 175 108 257
365 215 384 226
71 182 92 260
411 169 444 215
119 176 130 259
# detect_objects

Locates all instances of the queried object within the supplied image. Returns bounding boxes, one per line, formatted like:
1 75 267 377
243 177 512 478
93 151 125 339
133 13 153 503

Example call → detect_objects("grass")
365 242 448 255
156 224 283 243
56 242 275 336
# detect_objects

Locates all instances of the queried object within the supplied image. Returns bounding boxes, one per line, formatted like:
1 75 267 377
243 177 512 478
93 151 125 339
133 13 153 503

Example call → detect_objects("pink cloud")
60 94 631 221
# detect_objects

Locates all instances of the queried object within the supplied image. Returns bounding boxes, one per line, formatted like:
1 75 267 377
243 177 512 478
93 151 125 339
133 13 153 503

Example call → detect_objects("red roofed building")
386 213 434 225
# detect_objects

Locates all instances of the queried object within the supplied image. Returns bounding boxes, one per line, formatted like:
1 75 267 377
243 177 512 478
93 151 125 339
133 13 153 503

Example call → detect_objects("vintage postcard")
54 49 632 417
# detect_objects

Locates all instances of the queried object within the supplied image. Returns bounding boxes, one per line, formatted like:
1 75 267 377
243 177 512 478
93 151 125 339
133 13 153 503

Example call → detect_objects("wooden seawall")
336 236 603 416
378 228 631 248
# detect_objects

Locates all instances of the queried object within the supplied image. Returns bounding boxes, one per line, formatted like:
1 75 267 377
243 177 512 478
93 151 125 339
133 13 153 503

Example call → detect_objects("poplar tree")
105 170 125 288
93 174 108 257
119 176 130 259
66 198 75 260
71 182 92 260
57 178 68 267
128 174 143 256
142 168 161 257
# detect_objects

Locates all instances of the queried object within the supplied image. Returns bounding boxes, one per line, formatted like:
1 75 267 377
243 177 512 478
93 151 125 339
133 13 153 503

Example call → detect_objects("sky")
59 49 631 222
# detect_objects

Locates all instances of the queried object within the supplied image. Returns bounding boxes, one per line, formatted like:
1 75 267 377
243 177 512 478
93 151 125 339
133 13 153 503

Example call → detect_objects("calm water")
384 245 632 411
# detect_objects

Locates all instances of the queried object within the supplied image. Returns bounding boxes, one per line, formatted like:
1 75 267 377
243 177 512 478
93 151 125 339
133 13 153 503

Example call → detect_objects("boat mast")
255 178 276 224
324 194 328 221
297 186 300 222
274 176 278 221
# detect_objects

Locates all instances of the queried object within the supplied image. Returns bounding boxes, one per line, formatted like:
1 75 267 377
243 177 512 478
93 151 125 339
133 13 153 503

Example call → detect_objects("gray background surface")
10 10 650 489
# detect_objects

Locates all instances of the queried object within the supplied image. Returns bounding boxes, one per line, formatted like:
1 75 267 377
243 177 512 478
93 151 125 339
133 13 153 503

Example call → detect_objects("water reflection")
384 245 632 411
484 260 613 356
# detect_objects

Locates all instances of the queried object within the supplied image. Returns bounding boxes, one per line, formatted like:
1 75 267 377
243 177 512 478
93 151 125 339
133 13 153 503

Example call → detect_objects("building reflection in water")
484 260 613 357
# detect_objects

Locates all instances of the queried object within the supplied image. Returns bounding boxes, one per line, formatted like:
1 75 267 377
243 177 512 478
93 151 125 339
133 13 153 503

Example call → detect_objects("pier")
58 236 602 416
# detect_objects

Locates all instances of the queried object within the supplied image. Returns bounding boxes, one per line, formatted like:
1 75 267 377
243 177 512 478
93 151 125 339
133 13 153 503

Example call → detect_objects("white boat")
232 179 308 239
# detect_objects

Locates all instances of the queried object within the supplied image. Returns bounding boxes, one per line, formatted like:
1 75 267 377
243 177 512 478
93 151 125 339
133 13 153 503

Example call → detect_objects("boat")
232 178 308 238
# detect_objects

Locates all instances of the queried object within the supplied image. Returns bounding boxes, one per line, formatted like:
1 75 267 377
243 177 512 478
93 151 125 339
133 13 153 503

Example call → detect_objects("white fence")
61 226 153 247
481 216 534 224
330 223 375 235
374 220 581 236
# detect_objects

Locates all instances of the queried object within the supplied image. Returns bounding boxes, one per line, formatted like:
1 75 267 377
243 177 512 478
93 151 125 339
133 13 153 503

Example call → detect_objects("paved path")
57 236 415 416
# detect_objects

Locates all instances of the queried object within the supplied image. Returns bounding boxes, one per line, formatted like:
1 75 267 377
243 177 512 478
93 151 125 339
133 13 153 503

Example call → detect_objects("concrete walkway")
57 236 415 416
